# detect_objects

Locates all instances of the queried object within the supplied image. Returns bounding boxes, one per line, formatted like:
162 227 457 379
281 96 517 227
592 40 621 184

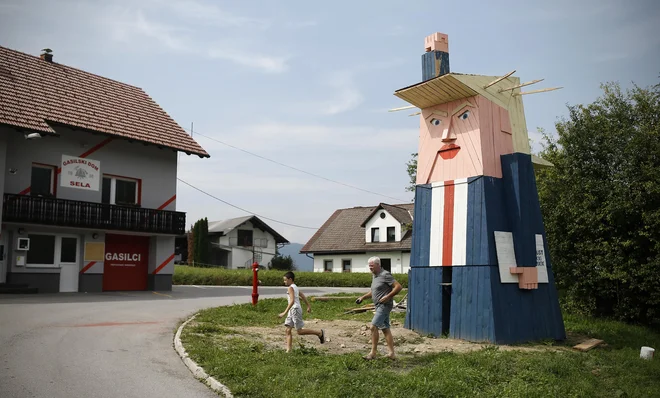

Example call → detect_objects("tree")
270 254 295 271
536 80 660 327
191 218 210 266
187 224 195 265
406 152 417 194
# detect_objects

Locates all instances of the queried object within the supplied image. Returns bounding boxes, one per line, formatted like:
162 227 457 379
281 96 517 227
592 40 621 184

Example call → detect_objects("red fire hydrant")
251 261 259 306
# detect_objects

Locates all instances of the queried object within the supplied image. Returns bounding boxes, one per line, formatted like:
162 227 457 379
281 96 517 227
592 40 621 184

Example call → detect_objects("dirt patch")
204 319 572 356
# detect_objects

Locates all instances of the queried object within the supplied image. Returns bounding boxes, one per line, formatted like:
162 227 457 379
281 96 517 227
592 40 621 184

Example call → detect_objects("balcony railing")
3 193 186 235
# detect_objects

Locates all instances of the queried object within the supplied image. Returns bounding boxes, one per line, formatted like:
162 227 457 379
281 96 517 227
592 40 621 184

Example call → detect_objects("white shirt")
288 283 301 309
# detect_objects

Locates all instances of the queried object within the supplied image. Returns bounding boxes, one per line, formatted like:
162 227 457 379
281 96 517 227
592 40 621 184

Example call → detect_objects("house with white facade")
300 203 414 274
207 215 289 269
0 46 208 293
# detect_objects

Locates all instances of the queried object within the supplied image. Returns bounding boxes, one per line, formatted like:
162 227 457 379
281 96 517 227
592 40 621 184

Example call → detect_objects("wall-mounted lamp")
9 168 17 175
17 228 25 235
92 233 99 239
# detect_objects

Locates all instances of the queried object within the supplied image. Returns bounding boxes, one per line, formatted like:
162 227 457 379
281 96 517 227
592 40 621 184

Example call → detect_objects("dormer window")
387 227 395 242
371 227 380 242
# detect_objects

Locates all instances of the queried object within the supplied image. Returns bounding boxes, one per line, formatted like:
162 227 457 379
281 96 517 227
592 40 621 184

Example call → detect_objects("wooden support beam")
483 70 516 89
573 338 604 352
498 79 544 92
514 87 563 96
388 105 417 112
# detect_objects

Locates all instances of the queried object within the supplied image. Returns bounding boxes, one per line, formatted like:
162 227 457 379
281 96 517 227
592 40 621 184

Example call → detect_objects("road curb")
174 313 234 398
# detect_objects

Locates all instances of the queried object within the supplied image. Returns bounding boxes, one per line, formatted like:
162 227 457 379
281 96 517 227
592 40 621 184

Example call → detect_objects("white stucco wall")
216 221 278 269
364 209 402 243
312 252 410 274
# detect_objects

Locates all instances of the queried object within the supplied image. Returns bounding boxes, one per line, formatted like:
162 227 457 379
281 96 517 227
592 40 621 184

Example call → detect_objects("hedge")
173 265 409 288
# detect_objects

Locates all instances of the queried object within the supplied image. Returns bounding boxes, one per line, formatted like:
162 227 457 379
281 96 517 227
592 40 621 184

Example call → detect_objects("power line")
187 129 409 203
177 177 318 230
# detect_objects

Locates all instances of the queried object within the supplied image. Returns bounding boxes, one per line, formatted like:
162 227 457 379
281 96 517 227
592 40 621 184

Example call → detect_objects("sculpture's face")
417 95 514 184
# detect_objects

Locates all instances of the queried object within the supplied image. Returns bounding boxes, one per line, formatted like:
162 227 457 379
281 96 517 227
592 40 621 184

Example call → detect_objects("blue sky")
1 0 658 245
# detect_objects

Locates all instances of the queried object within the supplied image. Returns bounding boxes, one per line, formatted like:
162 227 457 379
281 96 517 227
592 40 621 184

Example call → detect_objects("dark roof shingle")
0 46 209 157
301 203 415 254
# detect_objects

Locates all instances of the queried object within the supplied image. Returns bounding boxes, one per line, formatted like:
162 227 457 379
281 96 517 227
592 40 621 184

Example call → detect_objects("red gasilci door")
103 234 150 291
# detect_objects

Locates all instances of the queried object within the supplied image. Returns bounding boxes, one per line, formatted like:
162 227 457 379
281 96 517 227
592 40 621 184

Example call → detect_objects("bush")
173 265 409 288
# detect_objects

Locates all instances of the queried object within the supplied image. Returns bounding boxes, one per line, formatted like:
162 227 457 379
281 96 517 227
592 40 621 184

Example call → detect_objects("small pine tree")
187 224 195 265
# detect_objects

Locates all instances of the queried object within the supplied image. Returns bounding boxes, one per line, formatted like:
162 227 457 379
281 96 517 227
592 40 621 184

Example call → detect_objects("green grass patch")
181 297 660 398
173 265 409 288
192 294 406 327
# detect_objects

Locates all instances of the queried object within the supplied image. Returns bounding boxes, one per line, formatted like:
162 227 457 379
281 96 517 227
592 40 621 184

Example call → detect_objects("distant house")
207 215 289 269
300 203 414 274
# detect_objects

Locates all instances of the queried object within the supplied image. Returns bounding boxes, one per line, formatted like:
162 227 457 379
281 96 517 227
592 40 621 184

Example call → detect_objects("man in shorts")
355 256 403 360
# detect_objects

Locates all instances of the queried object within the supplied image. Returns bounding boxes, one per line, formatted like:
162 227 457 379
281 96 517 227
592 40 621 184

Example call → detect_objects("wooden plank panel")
478 96 495 177
411 184 432 267
429 184 444 267
466 177 478 265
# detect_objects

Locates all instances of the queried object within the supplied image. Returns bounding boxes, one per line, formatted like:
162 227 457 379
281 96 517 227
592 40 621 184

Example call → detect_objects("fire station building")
0 46 209 293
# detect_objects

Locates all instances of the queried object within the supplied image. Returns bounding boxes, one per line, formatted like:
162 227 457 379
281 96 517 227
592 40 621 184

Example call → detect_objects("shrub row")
173 265 409 288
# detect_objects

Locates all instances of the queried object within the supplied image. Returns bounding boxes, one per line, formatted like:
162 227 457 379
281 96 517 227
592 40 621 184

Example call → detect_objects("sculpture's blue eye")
430 118 441 126
459 110 470 120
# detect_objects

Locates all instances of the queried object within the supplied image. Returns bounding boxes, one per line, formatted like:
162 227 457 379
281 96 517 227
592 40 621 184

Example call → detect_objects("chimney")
421 33 449 81
40 48 53 63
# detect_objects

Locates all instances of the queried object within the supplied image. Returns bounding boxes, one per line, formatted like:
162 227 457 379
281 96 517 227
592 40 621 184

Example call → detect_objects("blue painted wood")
485 154 566 344
411 184 432 267
406 267 444 336
421 51 450 81
449 266 495 342
407 156 565 345
466 177 489 265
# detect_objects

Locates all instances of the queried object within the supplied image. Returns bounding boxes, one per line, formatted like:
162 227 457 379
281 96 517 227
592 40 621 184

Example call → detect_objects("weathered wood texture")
422 51 450 81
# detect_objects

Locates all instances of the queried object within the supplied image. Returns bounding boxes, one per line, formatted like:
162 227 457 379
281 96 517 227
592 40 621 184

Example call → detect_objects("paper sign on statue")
535 234 549 283
494 231 518 283
61 155 101 191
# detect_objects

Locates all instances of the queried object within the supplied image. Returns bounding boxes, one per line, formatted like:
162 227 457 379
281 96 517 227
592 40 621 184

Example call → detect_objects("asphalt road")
0 285 366 398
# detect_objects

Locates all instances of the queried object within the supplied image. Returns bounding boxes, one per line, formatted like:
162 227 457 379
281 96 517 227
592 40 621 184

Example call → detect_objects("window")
26 234 56 265
30 164 56 196
387 227 396 242
379 212 386 219
371 227 380 242
60 237 77 263
324 260 333 272
342 259 351 273
102 175 139 206
237 229 253 247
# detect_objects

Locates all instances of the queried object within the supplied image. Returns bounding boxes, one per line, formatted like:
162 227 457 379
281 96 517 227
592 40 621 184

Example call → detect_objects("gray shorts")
371 303 392 330
284 307 304 329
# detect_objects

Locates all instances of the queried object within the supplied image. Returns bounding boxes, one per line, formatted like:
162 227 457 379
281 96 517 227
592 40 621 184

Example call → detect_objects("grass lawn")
180 294 660 398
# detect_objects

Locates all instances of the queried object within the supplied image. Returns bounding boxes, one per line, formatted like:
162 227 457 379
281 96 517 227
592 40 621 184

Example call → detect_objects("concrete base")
148 274 172 291
79 274 103 293
7 273 60 293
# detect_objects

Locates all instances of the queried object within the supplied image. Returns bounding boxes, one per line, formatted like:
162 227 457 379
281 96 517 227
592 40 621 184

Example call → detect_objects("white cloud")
149 0 270 29
95 1 290 73
207 47 290 74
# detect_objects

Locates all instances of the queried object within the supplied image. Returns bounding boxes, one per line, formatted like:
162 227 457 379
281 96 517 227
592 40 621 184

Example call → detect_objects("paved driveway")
0 285 366 398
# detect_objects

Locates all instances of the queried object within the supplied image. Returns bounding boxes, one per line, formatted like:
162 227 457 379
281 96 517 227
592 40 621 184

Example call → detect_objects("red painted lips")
439 144 460 159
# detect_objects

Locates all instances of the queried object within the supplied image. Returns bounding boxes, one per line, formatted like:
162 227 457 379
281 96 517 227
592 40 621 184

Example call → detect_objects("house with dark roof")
0 46 208 293
300 203 414 274
207 215 289 269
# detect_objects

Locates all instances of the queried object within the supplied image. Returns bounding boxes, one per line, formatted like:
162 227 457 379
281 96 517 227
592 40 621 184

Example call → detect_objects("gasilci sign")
61 154 101 191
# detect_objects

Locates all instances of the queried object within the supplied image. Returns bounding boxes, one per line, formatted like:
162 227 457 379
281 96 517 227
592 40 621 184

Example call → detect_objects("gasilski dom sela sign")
61 154 101 191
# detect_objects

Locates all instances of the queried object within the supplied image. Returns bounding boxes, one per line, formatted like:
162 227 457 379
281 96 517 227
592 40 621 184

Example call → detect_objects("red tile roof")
300 203 415 254
0 46 209 157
